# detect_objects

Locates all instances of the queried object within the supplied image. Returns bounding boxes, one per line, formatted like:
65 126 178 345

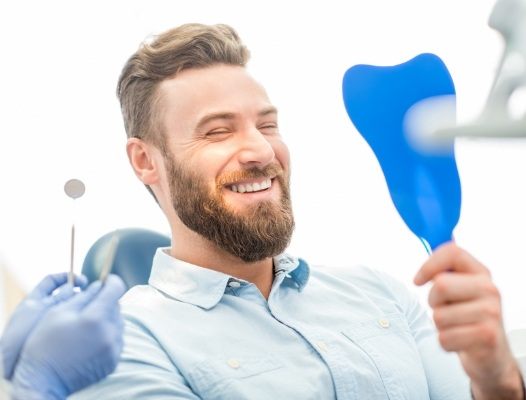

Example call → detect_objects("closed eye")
206 128 231 136
259 123 279 133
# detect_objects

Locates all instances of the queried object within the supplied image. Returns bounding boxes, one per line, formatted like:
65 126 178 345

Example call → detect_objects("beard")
165 154 294 263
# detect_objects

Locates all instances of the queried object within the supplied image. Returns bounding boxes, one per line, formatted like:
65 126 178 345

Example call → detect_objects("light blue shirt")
72 249 471 399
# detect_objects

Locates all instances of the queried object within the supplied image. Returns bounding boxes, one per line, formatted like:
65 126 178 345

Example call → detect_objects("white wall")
1 0 525 330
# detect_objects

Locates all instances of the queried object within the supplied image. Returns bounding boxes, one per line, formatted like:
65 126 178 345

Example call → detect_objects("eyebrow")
195 106 278 131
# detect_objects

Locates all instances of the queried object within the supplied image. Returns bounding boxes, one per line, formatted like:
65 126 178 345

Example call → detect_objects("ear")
126 138 161 185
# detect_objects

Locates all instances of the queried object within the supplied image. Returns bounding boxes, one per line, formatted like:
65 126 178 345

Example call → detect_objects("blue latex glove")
10 275 126 400
1 273 88 380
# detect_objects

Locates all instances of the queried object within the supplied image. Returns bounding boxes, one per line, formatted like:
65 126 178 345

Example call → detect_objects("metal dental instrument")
64 179 86 286
99 231 120 283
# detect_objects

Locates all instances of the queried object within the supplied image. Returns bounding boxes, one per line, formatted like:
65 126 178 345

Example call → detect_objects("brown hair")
117 23 250 150
117 23 250 200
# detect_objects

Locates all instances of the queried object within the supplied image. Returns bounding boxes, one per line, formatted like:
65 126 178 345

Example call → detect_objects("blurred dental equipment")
64 179 85 285
431 0 526 139
98 231 120 284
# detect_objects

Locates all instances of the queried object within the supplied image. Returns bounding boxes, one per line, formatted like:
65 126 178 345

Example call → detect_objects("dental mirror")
64 178 86 284
342 53 462 252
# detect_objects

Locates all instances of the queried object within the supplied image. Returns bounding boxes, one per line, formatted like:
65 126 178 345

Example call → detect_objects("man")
1 273 125 399
73 23 524 399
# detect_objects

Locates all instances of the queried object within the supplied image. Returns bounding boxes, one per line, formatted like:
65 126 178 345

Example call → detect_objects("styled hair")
117 23 250 149
117 23 250 200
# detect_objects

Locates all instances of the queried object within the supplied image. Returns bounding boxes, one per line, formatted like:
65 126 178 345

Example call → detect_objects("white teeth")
229 178 272 193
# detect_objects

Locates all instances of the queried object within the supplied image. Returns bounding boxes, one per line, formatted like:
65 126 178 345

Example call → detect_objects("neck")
169 223 275 299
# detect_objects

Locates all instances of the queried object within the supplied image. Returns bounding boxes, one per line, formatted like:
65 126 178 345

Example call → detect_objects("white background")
0 0 525 330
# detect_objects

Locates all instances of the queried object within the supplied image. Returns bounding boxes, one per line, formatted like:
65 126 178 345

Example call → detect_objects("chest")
142 286 431 400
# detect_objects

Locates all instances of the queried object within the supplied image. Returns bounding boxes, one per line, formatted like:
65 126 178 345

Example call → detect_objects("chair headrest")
82 228 171 289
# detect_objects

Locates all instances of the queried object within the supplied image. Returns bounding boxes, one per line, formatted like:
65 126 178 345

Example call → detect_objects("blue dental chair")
82 228 171 289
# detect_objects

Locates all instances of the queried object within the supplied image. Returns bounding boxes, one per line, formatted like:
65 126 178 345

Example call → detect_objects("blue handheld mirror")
342 53 461 252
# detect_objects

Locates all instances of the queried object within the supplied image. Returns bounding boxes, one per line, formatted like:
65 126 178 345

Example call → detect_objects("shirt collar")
273 253 310 291
148 248 310 309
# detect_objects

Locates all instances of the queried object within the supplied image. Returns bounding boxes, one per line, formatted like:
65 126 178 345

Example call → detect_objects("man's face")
158 65 294 262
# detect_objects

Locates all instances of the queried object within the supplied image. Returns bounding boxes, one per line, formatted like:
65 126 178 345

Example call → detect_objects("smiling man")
72 23 524 399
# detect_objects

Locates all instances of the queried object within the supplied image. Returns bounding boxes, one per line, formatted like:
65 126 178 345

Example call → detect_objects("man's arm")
414 242 524 400
70 315 201 399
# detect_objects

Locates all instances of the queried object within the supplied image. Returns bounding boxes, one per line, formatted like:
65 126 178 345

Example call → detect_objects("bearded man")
73 23 524 399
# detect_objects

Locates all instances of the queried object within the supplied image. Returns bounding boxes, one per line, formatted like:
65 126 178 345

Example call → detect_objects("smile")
227 178 272 193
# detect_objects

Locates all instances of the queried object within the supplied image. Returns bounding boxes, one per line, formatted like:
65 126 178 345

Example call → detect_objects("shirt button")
228 281 241 288
227 358 240 369
316 340 329 352
378 318 390 328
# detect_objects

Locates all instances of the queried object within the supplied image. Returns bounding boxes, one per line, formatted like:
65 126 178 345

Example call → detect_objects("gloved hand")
1 273 88 379
10 275 126 400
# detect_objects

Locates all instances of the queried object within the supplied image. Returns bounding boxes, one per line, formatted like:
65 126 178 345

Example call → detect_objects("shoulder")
121 284 165 306
119 284 187 325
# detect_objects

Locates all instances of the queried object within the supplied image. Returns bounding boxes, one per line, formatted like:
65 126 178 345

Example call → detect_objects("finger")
75 274 89 289
437 322 500 352
28 273 88 299
414 242 489 286
433 299 501 329
61 280 103 311
428 273 500 307
28 273 69 299
41 283 76 306
84 275 126 315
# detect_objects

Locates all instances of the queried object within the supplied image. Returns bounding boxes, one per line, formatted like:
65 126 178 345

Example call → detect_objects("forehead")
158 65 274 128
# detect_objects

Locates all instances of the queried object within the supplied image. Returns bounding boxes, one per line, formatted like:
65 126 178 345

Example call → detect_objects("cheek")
187 149 232 190
272 139 290 170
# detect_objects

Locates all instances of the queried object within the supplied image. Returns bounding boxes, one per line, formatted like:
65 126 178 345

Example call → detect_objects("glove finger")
40 275 90 306
41 282 76 306
28 273 88 300
84 275 126 315
61 280 103 311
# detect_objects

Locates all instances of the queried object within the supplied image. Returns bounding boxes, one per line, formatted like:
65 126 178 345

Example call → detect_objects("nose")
236 127 275 168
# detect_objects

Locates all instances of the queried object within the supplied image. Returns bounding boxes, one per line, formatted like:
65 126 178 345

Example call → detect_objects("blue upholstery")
82 228 171 289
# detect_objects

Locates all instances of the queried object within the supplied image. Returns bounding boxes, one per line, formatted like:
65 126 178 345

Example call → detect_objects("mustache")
216 164 284 188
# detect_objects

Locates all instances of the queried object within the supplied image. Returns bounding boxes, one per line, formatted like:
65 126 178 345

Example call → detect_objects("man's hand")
414 242 524 400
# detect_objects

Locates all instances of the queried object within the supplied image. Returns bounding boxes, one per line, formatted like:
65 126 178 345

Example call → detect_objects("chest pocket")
187 354 284 400
341 313 430 400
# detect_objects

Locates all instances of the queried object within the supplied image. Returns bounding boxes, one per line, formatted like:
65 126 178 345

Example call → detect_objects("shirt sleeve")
69 316 201 400
372 268 472 400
